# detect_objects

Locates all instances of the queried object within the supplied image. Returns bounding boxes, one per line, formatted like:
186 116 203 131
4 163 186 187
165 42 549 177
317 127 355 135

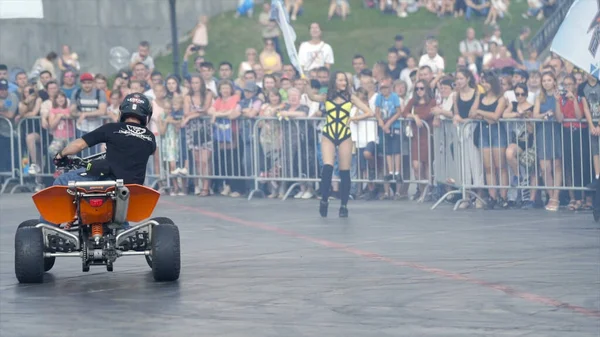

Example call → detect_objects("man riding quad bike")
14 93 181 283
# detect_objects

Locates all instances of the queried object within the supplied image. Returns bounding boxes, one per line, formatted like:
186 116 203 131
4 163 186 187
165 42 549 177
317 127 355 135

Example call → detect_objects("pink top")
50 108 75 139
149 100 165 135
212 95 240 111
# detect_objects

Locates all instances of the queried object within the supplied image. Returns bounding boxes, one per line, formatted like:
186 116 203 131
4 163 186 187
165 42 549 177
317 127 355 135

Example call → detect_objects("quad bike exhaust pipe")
113 184 130 224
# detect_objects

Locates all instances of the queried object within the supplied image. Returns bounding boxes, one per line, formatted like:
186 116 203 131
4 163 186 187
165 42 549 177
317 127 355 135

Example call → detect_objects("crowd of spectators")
0 0 597 213
235 0 558 23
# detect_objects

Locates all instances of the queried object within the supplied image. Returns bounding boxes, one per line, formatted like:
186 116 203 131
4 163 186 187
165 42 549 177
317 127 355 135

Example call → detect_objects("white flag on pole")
270 0 303 77
550 0 600 79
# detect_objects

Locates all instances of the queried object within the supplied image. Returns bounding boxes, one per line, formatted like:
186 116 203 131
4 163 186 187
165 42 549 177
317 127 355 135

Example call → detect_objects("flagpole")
271 0 305 78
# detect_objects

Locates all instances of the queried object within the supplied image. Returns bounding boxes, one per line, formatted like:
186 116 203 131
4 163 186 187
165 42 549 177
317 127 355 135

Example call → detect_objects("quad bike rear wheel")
149 217 180 282
18 220 55 272
15 226 45 283
144 217 176 268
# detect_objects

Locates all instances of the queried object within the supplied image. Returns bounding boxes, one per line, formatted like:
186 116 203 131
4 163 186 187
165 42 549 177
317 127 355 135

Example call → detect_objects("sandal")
545 198 559 211
568 200 581 211
198 189 210 197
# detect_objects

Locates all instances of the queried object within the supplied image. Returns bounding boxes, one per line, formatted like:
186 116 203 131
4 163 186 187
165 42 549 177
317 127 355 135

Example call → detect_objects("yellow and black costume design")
322 94 352 145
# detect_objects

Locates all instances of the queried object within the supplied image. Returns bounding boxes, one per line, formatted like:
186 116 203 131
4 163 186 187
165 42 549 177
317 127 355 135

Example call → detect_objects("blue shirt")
7 82 18 94
62 85 79 100
375 92 402 128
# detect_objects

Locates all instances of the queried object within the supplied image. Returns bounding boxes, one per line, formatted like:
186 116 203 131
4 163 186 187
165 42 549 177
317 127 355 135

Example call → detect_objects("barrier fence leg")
247 125 263 201
431 189 463 210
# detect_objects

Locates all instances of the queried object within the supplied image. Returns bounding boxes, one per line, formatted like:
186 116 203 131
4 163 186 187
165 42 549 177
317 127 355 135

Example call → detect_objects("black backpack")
74 88 101 112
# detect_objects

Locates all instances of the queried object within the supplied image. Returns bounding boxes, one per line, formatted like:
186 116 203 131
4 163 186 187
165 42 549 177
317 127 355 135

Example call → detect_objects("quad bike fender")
125 184 161 222
32 184 160 224
32 186 76 224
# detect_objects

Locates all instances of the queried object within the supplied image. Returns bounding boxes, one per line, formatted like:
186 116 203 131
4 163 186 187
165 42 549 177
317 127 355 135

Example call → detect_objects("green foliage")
155 0 543 76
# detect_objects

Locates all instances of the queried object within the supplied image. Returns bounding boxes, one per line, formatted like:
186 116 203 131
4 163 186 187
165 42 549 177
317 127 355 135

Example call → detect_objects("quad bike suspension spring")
91 223 103 239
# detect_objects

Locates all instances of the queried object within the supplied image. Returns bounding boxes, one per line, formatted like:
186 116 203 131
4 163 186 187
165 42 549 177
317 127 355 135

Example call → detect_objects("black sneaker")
384 174 393 182
485 198 497 210
339 205 348 218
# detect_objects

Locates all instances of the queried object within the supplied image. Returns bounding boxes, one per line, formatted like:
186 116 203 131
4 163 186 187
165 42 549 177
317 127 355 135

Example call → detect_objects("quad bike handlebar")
55 152 106 172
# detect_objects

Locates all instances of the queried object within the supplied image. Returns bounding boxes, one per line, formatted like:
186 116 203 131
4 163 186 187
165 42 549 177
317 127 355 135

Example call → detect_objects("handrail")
529 0 576 55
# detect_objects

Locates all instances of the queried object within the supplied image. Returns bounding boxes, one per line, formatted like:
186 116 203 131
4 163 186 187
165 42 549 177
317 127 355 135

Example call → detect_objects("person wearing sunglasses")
503 83 537 209
403 79 436 202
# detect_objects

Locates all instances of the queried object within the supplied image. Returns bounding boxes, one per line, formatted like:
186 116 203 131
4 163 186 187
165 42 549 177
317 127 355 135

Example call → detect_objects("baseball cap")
0 79 8 90
513 69 529 81
243 81 258 93
79 72 94 82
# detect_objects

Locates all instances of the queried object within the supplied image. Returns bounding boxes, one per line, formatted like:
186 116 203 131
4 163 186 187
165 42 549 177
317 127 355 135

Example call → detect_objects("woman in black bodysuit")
305 71 374 218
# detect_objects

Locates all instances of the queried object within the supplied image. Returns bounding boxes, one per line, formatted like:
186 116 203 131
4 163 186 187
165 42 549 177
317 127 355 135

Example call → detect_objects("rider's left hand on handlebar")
53 153 71 168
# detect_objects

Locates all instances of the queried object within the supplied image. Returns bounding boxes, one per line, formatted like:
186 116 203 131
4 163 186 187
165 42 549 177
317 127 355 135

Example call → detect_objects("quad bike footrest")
119 231 150 251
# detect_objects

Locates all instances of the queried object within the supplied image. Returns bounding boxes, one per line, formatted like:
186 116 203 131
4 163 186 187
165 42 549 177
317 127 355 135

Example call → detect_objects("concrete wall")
0 0 239 76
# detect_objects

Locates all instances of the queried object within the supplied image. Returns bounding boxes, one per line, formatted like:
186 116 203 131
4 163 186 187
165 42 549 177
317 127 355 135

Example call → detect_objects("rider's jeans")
53 168 102 186
40 168 130 228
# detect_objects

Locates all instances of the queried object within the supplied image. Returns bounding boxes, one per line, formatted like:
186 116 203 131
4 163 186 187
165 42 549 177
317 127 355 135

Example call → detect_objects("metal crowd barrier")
432 117 597 210
165 115 434 201
11 116 167 193
0 116 18 194
430 118 480 210
166 116 256 197
9 113 596 211
246 116 433 201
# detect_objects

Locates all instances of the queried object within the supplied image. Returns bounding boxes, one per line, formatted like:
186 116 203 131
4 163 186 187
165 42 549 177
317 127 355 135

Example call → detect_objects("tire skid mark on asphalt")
162 200 600 320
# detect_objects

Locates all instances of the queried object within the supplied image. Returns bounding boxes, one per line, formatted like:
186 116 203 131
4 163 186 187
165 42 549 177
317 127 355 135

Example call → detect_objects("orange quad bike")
14 153 181 283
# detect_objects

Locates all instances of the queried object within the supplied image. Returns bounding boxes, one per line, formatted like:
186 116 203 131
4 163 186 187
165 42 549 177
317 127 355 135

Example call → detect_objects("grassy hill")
155 0 543 76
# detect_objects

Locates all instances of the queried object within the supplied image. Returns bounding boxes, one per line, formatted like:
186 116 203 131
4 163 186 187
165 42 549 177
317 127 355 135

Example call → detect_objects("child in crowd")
159 98 186 196
375 75 403 199
350 87 378 198
190 15 209 56
48 92 75 156
171 95 188 178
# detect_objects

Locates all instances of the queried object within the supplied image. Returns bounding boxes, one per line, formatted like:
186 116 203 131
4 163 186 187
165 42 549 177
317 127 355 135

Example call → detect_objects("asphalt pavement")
0 194 598 336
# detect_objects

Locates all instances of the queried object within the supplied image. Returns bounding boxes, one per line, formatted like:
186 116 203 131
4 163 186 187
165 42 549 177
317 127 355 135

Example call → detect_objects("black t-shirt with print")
579 81 600 124
81 122 156 185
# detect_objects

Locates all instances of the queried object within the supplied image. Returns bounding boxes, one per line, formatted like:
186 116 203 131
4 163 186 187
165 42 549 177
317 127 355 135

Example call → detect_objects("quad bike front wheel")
15 226 45 283
18 220 55 272
149 217 180 282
